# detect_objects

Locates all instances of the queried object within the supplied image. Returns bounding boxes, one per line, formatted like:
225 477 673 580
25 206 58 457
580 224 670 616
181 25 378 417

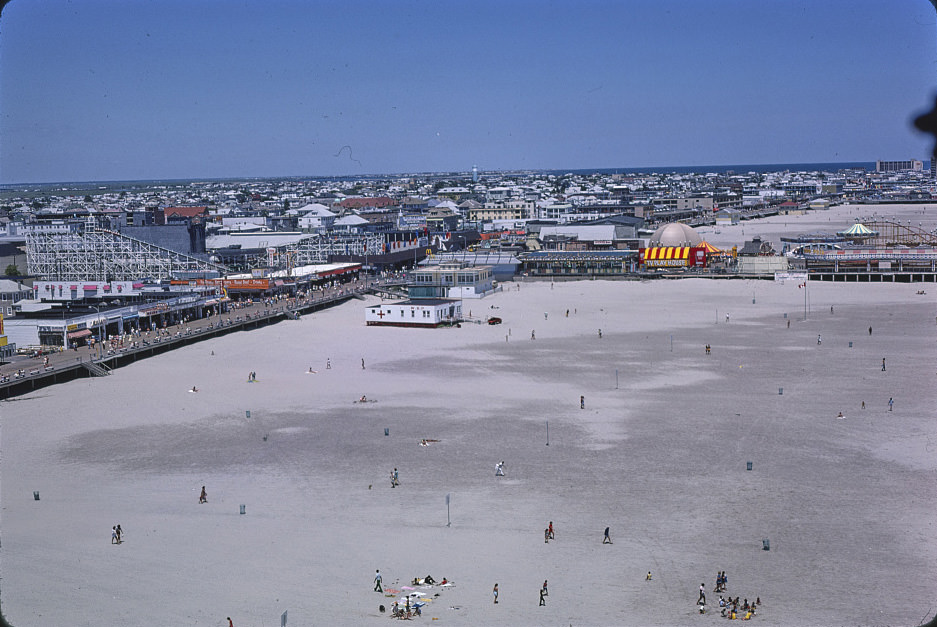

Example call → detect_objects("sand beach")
2 203 936 626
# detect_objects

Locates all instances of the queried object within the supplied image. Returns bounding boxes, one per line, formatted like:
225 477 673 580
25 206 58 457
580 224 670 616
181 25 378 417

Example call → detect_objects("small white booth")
365 299 462 327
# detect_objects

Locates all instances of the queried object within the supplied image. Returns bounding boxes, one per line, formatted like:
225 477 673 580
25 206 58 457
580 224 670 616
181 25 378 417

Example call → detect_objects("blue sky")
1 0 936 184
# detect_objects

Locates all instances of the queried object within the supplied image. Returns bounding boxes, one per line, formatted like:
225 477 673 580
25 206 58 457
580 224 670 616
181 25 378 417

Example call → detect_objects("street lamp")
91 304 103 360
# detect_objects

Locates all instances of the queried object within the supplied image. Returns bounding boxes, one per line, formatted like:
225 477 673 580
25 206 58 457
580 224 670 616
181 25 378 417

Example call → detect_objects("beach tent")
698 240 727 256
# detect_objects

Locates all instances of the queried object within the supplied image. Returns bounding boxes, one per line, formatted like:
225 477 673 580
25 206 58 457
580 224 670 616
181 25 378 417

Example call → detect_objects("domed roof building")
648 222 702 248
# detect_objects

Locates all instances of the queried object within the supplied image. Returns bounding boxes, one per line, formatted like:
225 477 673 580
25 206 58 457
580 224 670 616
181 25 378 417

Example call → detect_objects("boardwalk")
0 279 406 400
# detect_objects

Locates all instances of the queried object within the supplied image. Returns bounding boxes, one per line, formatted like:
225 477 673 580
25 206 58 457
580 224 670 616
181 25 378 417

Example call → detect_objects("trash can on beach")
33 491 40 501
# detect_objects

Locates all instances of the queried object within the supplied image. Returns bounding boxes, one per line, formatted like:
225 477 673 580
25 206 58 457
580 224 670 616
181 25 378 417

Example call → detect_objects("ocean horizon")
552 161 878 176
0 161 899 190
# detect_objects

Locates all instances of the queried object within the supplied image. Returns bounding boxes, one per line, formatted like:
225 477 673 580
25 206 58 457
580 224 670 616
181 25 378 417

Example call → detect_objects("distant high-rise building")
472 165 478 183
931 156 936 179
876 159 923 173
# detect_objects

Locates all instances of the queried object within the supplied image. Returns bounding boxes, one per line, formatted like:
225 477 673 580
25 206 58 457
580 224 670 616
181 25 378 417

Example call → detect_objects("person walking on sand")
493 583 499 604
112 526 118 544
374 569 383 592
544 527 550 543
199 486 207 504
542 580 549 597
817 334 821 345
531 330 535 340
603 526 612 544
361 358 366 370
548 521 554 539
882 357 886 372
228 617 234 627
580 395 585 409
646 571 652 581
539 586 546 606
889 397 894 411
496 461 505 476
699 583 706 605
116 524 122 544
326 358 331 369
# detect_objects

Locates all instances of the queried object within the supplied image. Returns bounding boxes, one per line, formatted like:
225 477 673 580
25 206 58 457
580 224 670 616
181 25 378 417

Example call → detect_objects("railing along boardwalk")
0 280 407 400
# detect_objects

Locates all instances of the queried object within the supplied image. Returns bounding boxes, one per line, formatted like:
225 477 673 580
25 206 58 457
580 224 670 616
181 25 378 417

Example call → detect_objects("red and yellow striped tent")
699 240 727 256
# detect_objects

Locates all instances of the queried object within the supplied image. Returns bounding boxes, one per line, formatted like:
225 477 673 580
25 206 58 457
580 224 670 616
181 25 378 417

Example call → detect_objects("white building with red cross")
365 298 462 327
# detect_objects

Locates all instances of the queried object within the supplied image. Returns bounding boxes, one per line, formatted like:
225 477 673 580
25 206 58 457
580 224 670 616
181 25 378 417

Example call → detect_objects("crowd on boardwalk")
0 275 403 384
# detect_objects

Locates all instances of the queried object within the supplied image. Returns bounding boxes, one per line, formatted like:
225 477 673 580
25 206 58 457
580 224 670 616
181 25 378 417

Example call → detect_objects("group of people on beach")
695 571 760 619
714 570 728 592
374 564 760 617
718 595 760 620
376 570 452 619
110 524 123 544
